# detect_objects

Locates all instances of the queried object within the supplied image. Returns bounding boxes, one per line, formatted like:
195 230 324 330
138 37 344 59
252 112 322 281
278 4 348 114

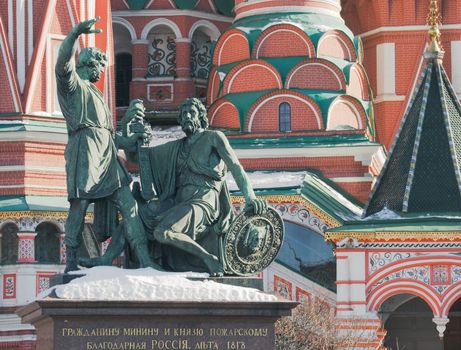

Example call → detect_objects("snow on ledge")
42 267 277 302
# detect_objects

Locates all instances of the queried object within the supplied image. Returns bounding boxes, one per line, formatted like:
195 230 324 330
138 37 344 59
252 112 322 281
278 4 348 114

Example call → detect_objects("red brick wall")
207 67 221 104
223 60 281 94
245 90 323 132
286 58 346 90
252 24 315 58
208 100 240 129
212 29 250 66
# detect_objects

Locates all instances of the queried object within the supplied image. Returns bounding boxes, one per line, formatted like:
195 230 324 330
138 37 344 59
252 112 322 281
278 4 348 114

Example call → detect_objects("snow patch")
227 171 305 191
42 267 277 302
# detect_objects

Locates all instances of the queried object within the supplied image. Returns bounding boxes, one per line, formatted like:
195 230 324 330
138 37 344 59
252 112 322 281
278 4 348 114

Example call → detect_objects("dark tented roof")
365 52 461 216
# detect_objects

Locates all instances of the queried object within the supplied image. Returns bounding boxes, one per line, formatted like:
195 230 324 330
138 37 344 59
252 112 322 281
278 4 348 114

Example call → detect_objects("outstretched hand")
75 17 102 36
244 198 268 215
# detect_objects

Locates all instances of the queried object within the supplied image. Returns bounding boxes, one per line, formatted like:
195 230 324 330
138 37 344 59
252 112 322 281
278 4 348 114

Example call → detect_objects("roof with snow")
364 49 461 217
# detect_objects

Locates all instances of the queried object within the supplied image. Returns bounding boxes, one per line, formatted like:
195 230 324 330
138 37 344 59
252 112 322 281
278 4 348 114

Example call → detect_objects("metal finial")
427 0 443 52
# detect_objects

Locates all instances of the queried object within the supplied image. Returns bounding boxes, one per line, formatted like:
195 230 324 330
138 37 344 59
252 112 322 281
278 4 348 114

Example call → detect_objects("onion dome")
207 0 374 139
364 0 461 216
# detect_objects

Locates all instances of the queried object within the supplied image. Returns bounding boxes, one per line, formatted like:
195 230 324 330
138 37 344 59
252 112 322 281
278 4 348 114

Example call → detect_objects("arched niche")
144 23 179 77
0 222 19 264
381 295 442 350
190 29 213 80
35 222 61 264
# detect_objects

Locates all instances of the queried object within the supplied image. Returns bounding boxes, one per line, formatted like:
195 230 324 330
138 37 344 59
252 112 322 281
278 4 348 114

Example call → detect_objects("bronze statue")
56 18 161 272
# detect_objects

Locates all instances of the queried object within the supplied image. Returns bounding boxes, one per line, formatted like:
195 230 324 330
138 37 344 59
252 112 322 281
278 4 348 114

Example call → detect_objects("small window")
279 102 291 132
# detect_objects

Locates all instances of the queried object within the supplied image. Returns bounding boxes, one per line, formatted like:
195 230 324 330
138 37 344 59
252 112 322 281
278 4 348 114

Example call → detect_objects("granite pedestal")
17 297 296 350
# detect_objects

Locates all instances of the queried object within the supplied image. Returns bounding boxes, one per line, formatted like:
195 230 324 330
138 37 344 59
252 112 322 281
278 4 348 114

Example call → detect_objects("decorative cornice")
326 231 461 242
231 194 341 228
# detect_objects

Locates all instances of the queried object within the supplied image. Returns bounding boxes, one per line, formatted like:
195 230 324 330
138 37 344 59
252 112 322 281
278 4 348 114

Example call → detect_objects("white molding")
0 165 64 172
376 43 396 96
16 0 26 92
88 0 96 47
8 0 14 59
131 39 149 45
27 0 33 65
175 38 191 43
234 144 383 167
25 0 58 112
141 18 183 39
248 93 321 132
374 94 405 103
112 17 137 41
0 131 68 143
0 184 66 190
234 6 342 22
218 32 247 65
66 0 76 27
112 10 233 23
0 25 20 111
327 97 363 130
360 24 461 39
452 41 461 94
318 32 352 61
210 101 236 125
330 176 372 182
188 20 221 41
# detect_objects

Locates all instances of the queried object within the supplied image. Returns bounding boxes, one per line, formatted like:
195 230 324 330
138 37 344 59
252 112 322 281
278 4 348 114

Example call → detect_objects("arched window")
279 102 291 132
35 222 60 264
1 223 18 264
115 53 132 107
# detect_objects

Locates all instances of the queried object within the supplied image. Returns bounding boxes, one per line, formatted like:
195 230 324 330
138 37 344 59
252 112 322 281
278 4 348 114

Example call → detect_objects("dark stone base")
18 298 296 350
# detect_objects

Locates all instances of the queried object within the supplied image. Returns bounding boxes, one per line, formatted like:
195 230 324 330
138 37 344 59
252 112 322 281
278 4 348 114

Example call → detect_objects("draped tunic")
56 62 130 200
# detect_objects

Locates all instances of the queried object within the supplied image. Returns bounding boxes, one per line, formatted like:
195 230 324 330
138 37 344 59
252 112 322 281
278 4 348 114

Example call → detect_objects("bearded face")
179 104 202 136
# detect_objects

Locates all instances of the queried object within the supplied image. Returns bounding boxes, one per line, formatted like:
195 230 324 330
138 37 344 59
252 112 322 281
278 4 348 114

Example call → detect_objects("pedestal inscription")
18 299 296 350
56 320 272 349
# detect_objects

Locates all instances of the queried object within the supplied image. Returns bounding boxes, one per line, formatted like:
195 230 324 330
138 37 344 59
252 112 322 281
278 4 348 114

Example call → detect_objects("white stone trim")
0 130 68 143
112 17 137 41
0 24 20 111
87 0 96 47
27 0 33 65
234 144 383 167
331 176 372 182
66 0 76 27
113 10 233 23
376 43 396 96
234 5 342 22
452 41 461 94
327 97 363 130
8 0 14 58
248 93 321 132
0 165 64 172
373 94 405 103
318 32 352 61
16 0 26 92
360 24 461 39
188 20 221 41
25 0 58 112
141 18 182 39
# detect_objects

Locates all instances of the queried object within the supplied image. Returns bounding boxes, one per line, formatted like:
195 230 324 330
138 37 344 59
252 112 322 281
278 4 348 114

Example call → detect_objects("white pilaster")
16 0 26 92
451 41 461 95
376 43 396 98
8 0 14 58
27 0 33 64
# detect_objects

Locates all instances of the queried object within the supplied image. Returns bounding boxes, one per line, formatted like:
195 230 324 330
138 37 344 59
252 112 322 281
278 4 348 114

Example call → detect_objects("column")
59 233 66 264
174 38 195 103
17 232 37 263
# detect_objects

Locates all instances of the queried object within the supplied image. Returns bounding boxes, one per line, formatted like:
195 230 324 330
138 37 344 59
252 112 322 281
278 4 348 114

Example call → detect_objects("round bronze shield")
223 207 284 276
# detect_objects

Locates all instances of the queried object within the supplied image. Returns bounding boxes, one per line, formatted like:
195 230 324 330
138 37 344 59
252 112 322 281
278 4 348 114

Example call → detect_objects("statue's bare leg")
155 228 224 277
64 198 90 273
114 186 164 270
